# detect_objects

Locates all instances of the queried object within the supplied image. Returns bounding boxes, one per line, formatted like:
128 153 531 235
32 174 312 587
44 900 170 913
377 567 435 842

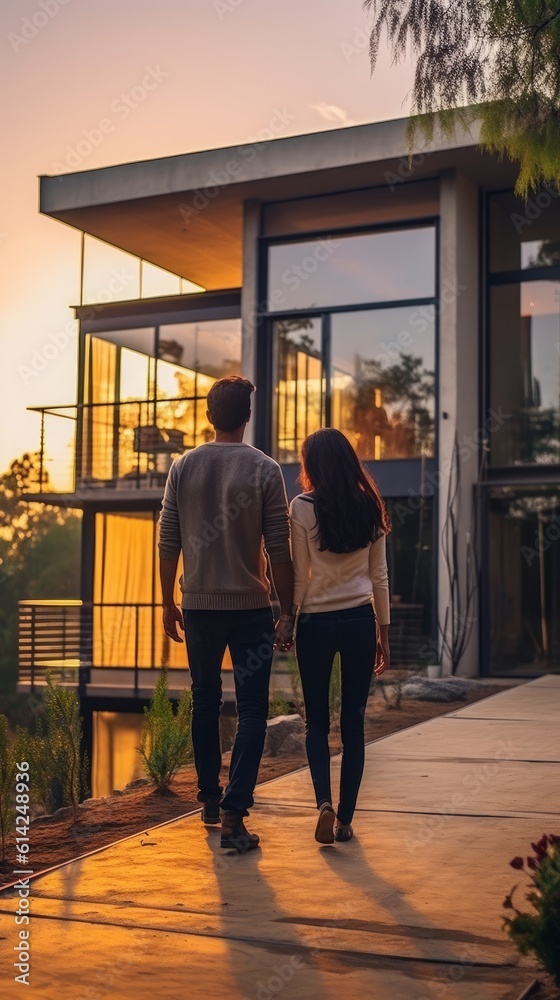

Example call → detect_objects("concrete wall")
438 170 480 676
240 199 261 447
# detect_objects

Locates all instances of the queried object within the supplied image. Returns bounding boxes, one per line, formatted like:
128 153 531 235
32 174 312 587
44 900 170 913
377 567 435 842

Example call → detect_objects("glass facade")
488 487 560 675
270 227 437 463
331 307 435 460
490 281 560 465
267 226 436 312
81 319 242 484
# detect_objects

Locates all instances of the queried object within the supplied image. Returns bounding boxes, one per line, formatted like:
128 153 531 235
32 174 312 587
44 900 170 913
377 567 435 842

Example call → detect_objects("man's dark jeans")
182 607 274 817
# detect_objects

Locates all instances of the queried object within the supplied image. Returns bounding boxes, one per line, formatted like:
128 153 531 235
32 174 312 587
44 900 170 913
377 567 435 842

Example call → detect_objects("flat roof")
39 115 516 289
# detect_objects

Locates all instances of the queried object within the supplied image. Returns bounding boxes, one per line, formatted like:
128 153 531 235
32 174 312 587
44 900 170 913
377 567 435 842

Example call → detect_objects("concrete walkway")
1 676 559 999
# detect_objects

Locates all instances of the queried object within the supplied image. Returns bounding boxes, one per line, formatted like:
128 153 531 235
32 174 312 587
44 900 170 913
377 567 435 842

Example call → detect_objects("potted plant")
426 661 442 679
503 833 560 985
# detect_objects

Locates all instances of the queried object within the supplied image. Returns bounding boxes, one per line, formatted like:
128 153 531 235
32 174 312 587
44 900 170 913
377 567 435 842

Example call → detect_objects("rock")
124 777 151 790
264 714 306 757
402 678 469 702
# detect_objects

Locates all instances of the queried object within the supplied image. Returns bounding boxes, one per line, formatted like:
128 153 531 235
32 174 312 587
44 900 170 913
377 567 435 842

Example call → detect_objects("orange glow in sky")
0 0 415 472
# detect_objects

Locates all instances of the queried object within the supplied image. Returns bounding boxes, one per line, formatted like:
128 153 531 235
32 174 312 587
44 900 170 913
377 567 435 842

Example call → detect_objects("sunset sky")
0 0 415 473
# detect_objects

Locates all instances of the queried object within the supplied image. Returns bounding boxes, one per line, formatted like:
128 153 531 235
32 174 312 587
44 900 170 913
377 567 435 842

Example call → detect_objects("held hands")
162 604 184 643
374 627 390 676
274 614 295 652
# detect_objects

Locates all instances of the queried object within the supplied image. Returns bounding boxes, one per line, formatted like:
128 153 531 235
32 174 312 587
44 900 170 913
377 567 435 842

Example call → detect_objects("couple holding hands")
159 376 390 852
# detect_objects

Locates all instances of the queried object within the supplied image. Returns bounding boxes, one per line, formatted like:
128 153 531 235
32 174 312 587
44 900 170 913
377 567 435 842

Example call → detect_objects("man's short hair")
207 376 255 432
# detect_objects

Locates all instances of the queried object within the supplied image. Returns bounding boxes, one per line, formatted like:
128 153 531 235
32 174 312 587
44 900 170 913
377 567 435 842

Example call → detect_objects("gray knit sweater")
158 442 291 610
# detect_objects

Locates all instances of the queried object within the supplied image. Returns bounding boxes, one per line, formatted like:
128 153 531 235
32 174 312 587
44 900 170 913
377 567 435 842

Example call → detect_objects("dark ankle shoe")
315 802 335 844
201 798 221 825
220 809 260 853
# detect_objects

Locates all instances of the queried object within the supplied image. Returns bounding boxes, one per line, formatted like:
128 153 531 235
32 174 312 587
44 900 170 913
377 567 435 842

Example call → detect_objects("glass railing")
26 395 213 494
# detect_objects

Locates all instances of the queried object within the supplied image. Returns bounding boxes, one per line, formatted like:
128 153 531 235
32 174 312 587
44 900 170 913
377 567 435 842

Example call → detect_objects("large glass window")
275 318 324 463
81 318 242 483
489 190 560 273
490 281 560 465
331 307 435 460
267 226 436 312
488 487 560 675
386 496 434 664
274 305 435 462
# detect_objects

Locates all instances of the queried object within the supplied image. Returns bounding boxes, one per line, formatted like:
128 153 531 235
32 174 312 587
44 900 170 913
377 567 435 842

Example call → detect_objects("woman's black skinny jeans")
295 603 376 826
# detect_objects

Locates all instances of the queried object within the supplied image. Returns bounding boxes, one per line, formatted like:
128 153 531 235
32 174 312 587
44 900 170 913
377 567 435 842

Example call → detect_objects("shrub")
503 833 560 984
0 715 16 862
14 676 86 817
268 692 293 718
137 671 193 792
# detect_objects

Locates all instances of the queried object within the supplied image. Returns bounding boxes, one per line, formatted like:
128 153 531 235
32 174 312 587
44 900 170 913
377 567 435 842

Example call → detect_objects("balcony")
18 600 193 697
25 395 211 498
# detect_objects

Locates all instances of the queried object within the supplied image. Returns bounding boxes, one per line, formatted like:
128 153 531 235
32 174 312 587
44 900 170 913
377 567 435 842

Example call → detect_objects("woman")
290 427 391 845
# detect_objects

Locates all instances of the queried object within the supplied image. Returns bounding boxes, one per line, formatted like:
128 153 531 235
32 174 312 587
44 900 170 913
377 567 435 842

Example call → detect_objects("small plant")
268 692 292 718
137 670 193 793
0 715 16 864
503 833 560 985
14 676 87 817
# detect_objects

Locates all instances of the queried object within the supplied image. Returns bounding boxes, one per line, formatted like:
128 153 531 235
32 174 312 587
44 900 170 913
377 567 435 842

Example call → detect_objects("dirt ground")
0 685 509 889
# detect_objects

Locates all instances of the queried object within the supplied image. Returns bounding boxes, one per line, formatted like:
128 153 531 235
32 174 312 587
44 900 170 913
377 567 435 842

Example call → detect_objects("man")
158 376 294 853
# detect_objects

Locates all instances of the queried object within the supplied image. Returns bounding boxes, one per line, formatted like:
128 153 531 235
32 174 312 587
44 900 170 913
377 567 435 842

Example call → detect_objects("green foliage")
365 0 560 195
268 691 293 718
0 454 80 700
137 671 193 791
504 834 560 983
0 715 16 861
13 676 85 816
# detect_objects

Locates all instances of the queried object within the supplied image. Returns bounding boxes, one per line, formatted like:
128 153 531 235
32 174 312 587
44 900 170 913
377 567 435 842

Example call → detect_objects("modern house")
18 115 560 796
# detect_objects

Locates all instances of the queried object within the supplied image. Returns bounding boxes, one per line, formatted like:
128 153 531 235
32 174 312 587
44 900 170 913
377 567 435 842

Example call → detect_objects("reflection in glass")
490 282 560 465
488 488 560 675
275 318 323 463
331 307 435 459
157 319 242 451
489 190 560 271
267 226 436 311
385 496 434 662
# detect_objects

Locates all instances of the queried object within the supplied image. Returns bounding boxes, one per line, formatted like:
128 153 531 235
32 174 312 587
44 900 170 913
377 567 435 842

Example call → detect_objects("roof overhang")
39 115 517 290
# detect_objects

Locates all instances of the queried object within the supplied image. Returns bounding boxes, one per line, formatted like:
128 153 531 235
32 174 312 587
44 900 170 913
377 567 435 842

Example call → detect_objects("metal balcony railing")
26 394 212 494
18 601 192 694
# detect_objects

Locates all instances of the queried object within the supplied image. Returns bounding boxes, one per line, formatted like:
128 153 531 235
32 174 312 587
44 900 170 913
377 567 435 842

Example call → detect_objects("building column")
438 170 480 676
240 199 262 447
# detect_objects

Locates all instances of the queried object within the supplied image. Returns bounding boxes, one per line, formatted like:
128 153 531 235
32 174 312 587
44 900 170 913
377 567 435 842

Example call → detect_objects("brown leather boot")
220 809 260 852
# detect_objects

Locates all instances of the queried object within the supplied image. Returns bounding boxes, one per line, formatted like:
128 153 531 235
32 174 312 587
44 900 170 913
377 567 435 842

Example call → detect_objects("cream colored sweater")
289 494 391 623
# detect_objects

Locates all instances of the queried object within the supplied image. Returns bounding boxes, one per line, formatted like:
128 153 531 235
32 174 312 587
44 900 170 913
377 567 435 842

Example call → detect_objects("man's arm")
158 463 184 643
262 464 294 649
160 554 183 643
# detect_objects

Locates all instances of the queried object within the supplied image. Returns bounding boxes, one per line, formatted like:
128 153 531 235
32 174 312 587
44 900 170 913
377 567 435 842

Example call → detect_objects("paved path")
1 676 559 999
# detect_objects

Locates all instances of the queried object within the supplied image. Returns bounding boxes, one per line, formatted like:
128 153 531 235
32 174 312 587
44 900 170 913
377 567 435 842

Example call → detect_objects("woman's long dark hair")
298 428 391 553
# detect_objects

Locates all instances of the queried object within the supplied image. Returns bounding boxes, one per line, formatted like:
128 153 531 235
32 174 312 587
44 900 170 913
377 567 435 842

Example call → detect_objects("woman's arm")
369 533 390 625
369 534 391 673
289 500 312 612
